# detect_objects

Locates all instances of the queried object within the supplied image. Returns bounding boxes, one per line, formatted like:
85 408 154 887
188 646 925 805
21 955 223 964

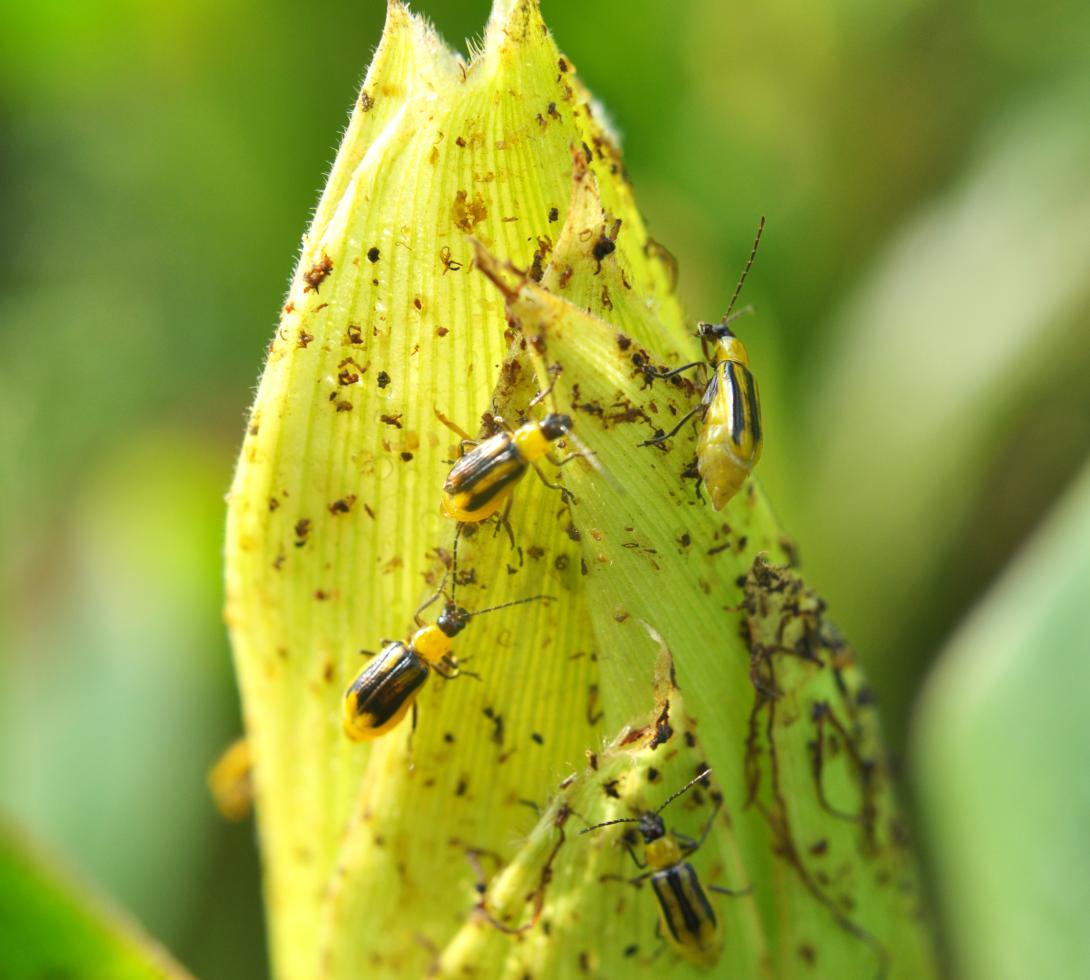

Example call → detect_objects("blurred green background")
2 0 1088 976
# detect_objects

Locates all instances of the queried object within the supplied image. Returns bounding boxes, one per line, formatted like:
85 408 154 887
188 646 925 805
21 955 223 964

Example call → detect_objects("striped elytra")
695 341 763 510
342 642 430 740
650 861 722 967
440 414 573 523
442 432 527 522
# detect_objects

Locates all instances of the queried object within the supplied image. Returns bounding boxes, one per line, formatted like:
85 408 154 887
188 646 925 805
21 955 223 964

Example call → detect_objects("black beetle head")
540 413 573 441
637 811 666 844
437 603 471 638
697 320 734 341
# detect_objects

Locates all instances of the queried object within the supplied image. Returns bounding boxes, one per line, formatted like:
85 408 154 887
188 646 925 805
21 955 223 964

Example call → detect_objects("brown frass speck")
328 496 356 515
303 253 333 292
452 189 487 232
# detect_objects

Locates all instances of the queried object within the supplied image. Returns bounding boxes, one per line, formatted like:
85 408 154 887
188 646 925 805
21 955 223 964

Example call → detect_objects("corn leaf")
224 2 938 977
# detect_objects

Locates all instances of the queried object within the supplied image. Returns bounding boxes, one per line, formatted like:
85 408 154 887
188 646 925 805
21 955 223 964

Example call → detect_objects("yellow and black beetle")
342 536 551 740
441 413 575 523
642 219 765 510
582 769 749 968
342 601 469 741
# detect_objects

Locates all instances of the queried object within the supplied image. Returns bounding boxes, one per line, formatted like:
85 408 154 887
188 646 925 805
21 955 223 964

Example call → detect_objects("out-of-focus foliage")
1 0 1087 974
0 824 190 979
799 80 1090 738
914 459 1090 980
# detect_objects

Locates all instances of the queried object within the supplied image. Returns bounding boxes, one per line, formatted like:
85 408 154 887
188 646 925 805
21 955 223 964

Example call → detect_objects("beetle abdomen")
342 642 429 740
442 432 527 521
651 862 721 967
697 361 762 510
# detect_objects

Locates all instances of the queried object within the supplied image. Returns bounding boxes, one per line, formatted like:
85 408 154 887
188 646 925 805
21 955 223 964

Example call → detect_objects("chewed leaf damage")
224 2 938 978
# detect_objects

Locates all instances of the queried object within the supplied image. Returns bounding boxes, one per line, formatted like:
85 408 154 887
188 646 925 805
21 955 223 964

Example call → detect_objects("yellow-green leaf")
224 2 939 977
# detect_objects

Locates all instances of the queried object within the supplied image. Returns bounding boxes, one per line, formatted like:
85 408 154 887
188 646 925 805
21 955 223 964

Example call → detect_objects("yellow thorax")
714 334 749 367
411 624 453 663
512 423 552 462
645 834 684 871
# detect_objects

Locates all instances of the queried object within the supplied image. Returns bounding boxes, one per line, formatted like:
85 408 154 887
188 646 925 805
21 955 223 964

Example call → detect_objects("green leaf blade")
914 457 1090 980
0 825 192 980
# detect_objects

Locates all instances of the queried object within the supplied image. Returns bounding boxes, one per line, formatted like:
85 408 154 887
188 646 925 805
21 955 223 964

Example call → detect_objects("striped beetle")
342 532 551 740
582 768 749 968
440 364 611 524
642 218 765 510
441 412 575 523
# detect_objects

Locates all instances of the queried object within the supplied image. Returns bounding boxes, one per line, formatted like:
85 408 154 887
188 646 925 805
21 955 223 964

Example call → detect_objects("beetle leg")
488 498 516 549
708 883 753 897
433 405 476 443
639 402 707 447
528 362 562 409
687 795 724 856
647 360 704 381
624 840 649 870
530 460 575 505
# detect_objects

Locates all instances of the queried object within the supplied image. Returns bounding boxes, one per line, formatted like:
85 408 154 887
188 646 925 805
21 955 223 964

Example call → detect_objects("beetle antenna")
720 217 764 323
563 431 624 495
449 524 461 604
528 362 563 410
414 587 444 625
468 593 554 618
529 362 624 497
417 526 461 624
655 767 713 815
722 304 755 327
579 816 639 835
